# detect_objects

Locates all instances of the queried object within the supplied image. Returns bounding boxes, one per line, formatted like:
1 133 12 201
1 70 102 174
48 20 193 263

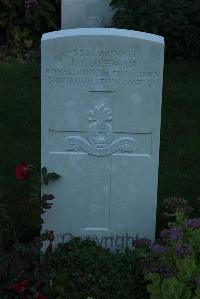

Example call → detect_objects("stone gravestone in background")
61 0 114 29
41 28 164 249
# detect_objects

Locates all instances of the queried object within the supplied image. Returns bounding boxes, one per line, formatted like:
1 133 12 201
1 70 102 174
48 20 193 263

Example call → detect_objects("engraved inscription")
65 49 137 58
45 48 159 88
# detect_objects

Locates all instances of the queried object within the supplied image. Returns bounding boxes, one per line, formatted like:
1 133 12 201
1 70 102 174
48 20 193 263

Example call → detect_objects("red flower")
9 279 29 293
16 161 30 180
36 293 48 299
17 280 29 293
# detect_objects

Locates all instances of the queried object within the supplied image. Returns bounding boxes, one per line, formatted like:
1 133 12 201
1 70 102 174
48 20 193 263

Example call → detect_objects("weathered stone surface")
41 28 164 250
61 0 114 29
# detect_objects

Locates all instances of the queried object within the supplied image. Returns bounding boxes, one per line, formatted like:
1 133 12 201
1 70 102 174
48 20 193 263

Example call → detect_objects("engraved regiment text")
45 48 159 88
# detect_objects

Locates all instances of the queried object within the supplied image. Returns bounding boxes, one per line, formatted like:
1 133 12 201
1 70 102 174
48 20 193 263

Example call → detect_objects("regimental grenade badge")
88 104 114 148
64 102 136 157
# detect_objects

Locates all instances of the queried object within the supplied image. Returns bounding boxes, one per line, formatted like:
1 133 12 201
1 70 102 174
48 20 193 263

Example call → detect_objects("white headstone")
41 28 164 250
61 0 114 29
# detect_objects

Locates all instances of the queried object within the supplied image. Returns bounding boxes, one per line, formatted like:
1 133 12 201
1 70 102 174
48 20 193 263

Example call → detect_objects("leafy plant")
0 162 61 249
0 0 60 50
110 0 200 60
133 197 200 299
46 238 148 299
0 241 50 299
0 163 61 298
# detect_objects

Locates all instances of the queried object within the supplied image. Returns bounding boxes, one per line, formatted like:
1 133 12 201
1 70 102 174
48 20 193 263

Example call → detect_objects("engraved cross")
49 91 150 236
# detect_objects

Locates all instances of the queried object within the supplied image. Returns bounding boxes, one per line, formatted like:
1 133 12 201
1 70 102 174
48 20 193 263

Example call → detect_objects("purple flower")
180 206 193 215
152 244 170 255
175 244 192 258
25 0 38 8
158 263 177 278
187 218 200 229
168 227 183 241
132 238 152 248
160 227 183 241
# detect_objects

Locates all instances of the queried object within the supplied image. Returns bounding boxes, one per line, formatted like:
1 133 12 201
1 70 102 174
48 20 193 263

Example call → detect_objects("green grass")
0 62 40 240
157 61 200 230
0 61 200 238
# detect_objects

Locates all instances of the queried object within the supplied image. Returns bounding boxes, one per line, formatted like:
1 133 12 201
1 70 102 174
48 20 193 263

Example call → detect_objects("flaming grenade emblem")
88 104 114 148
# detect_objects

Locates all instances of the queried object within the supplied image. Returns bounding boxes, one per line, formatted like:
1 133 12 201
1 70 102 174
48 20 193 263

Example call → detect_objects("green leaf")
54 285 65 296
195 288 200 296
24 39 33 48
161 277 185 298
183 288 192 299
145 273 161 285
147 284 161 295
41 167 47 177
151 295 163 299
46 172 61 181
176 257 197 283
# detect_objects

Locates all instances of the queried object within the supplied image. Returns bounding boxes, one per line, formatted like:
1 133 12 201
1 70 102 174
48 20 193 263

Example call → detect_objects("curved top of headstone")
42 28 164 44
